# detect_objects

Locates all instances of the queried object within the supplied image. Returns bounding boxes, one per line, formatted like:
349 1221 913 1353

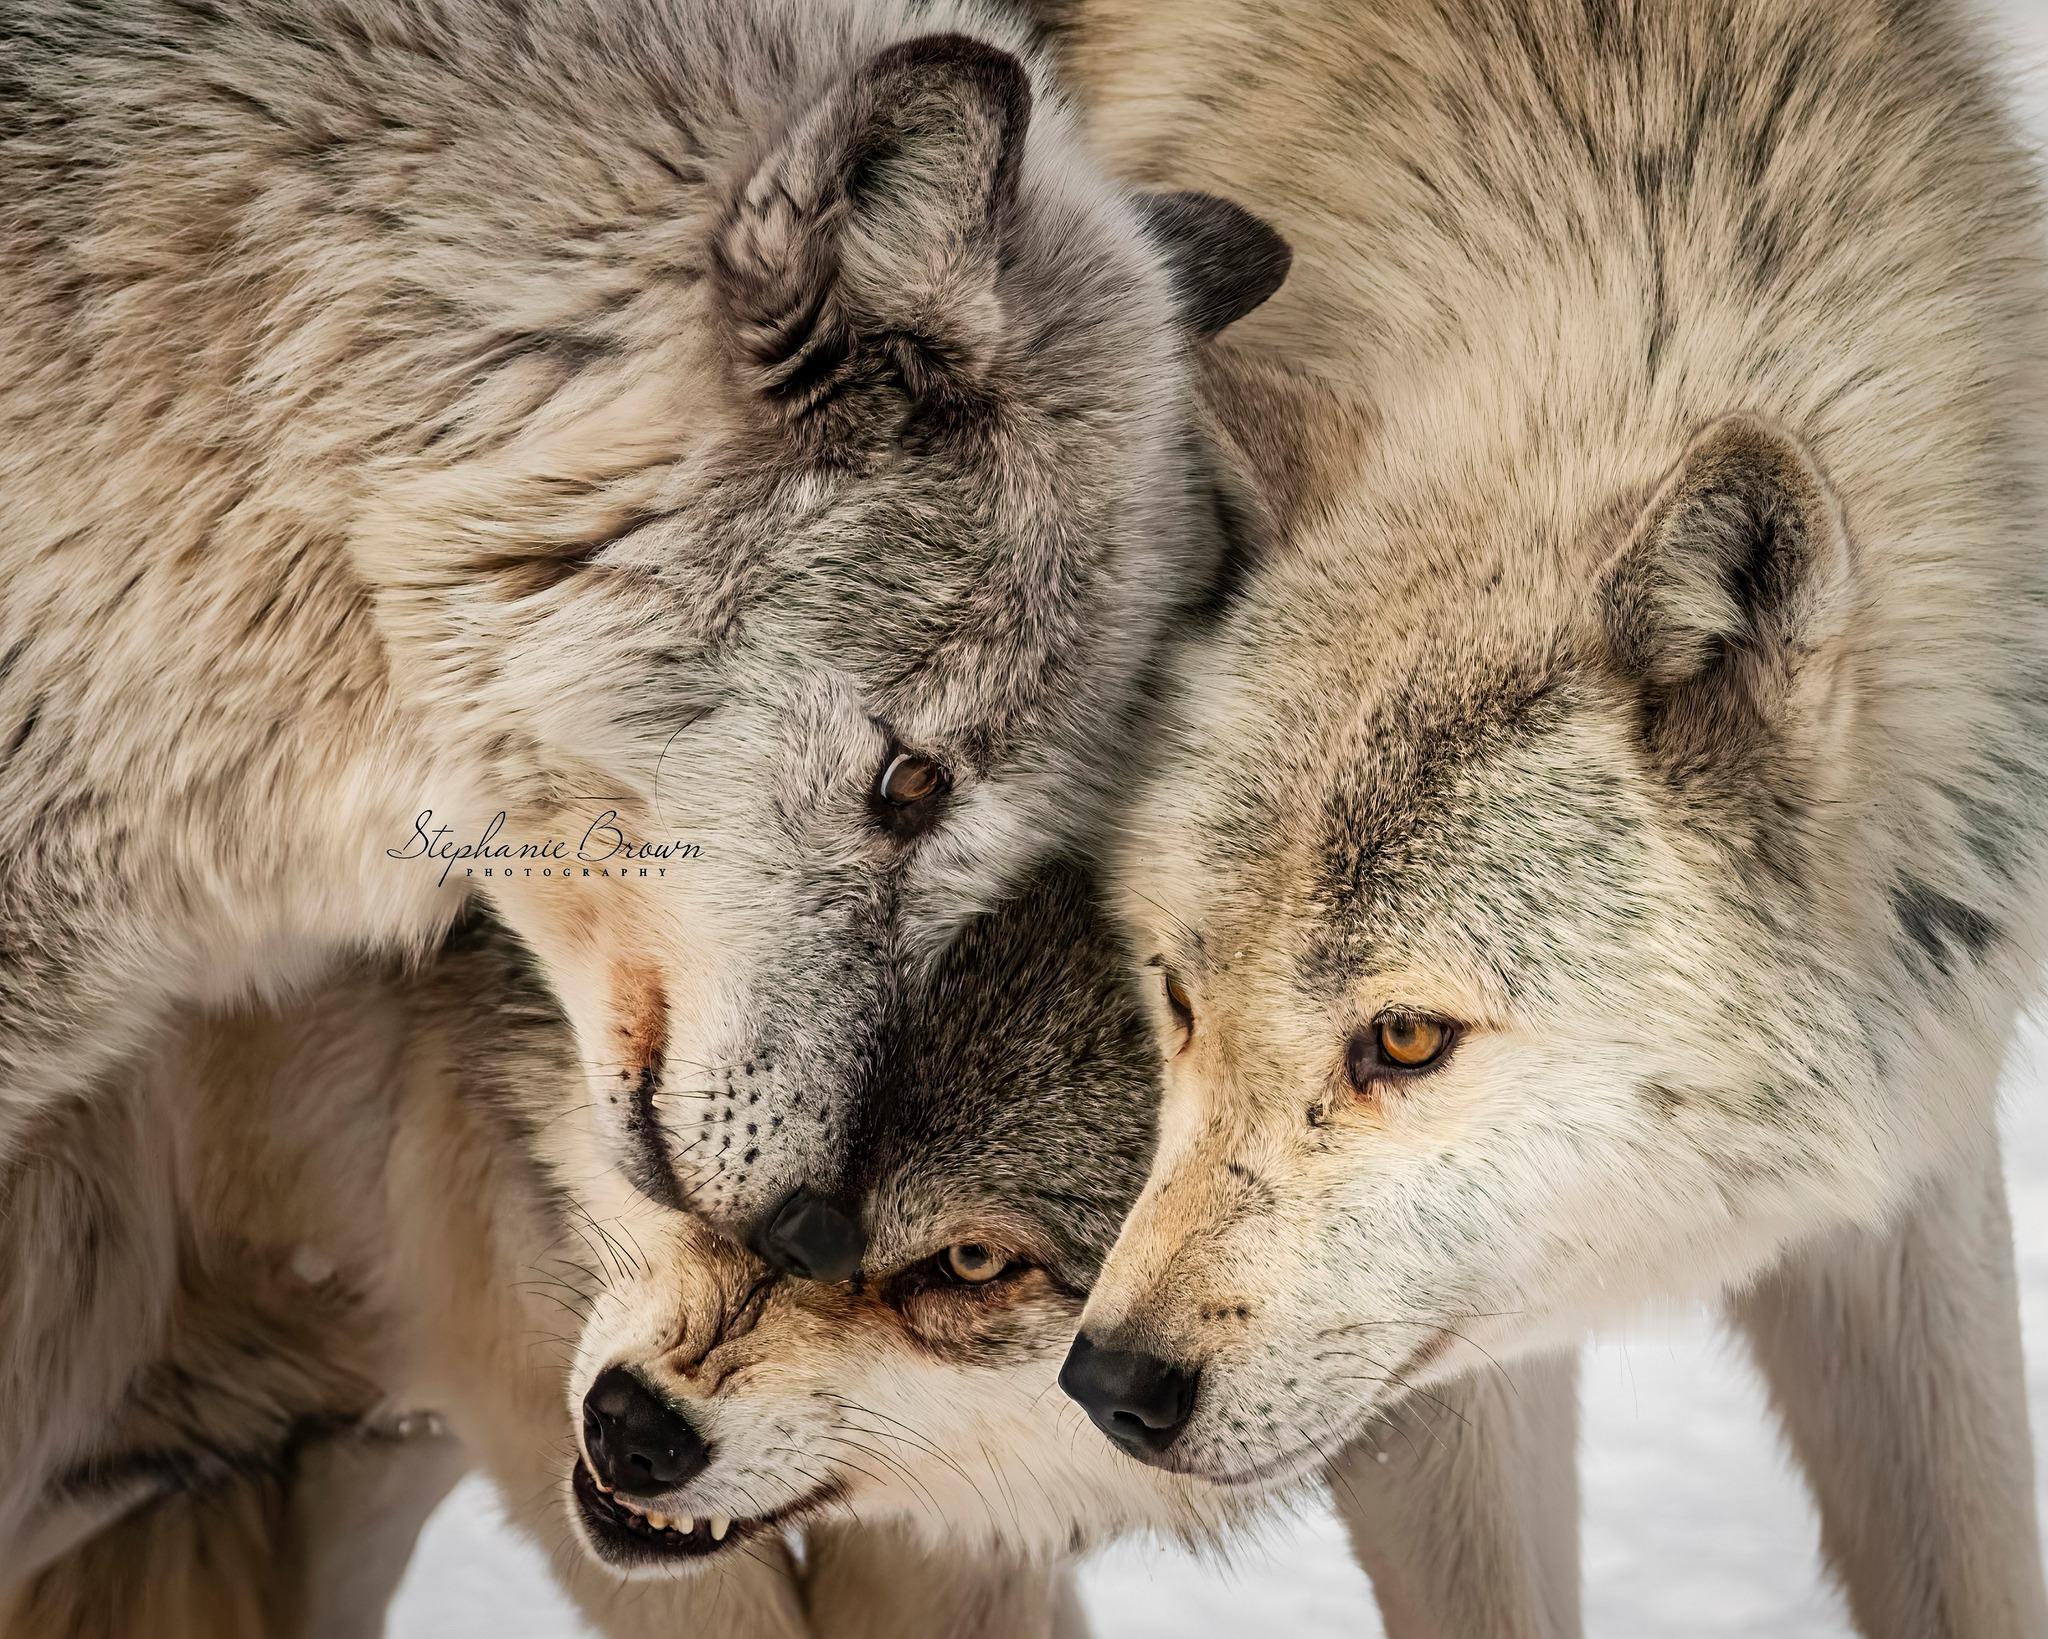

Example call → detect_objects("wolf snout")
1058 1332 1200 1456
748 1186 865 1283
582 1365 711 1497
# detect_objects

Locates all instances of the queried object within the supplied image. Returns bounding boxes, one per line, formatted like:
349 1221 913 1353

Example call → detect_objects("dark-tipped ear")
714 34 1030 418
1601 415 1855 851
1136 192 1291 337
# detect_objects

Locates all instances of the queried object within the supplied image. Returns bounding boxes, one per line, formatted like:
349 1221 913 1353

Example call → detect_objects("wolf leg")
1729 1142 2048 1639
3 1482 164 1597
5 1421 467 1639
1048 1565 1090 1639
2 1477 288 1639
803 1523 1090 1639
554 1539 812 1639
282 1418 469 1639
1327 1348 1581 1639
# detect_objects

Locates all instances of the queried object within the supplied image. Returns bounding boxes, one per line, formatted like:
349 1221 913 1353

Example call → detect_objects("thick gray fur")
0 0 1284 1243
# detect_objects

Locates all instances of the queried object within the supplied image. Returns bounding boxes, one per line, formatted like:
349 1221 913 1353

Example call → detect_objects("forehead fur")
849 860 1158 1275
1301 675 1658 1012
1159 621 1679 1021
1212 663 1646 1012
744 439 1202 774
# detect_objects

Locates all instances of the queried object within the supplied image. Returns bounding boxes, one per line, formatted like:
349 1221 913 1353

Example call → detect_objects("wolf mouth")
570 1460 843 1569
1179 1442 1332 1490
1152 1328 1454 1490
618 1060 688 1213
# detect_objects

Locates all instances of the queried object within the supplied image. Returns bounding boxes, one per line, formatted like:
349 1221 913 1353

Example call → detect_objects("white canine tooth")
710 1517 730 1542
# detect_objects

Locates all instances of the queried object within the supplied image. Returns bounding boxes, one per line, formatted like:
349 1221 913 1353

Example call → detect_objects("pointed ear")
1600 416 1856 851
1136 192 1292 337
713 34 1030 419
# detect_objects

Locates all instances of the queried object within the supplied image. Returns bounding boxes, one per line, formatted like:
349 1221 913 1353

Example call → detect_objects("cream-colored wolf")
1040 2 2048 1633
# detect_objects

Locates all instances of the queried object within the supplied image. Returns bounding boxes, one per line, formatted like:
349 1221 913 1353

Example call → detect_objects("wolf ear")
1136 192 1292 337
1601 415 1855 845
713 34 1030 417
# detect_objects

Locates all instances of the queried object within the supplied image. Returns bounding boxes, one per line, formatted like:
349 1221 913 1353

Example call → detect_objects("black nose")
751 1188 865 1283
1058 1332 1200 1454
581 1365 709 1497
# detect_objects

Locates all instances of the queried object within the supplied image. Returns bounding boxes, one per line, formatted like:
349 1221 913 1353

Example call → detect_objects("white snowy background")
389 4 2048 1632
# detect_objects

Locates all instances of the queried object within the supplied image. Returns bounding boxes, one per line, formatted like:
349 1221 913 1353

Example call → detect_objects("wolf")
0 0 1286 1320
3 867 1574 1639
1031 2 2048 1632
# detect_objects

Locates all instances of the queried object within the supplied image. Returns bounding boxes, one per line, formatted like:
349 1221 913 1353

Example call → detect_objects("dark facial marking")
1324 665 1567 893
1891 874 1999 981
1643 1081 1686 1118
846 862 1159 1285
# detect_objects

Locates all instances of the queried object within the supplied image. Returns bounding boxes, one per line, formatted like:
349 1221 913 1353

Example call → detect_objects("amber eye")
942 1243 1009 1284
878 750 947 804
1347 1013 1457 1087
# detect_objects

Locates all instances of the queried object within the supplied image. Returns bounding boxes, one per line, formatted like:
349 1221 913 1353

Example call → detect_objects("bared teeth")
580 1467 743 1547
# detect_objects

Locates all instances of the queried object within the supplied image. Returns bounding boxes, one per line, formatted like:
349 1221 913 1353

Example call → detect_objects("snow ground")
389 6 2048 1633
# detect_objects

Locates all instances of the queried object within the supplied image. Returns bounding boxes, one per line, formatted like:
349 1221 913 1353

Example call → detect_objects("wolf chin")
0 0 1285 1323
1043 1 2048 1631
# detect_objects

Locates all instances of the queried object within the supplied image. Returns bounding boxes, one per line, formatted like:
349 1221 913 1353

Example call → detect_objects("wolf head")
554 863 1245 1573
352 16 1288 1250
1068 378 1994 1487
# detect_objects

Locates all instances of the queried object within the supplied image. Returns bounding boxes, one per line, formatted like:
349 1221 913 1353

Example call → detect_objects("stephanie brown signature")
388 811 704 888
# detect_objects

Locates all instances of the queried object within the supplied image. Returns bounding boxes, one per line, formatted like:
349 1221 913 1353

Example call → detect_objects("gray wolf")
0 0 1285 1344
1037 3 2048 1632
2 869 1574 1638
